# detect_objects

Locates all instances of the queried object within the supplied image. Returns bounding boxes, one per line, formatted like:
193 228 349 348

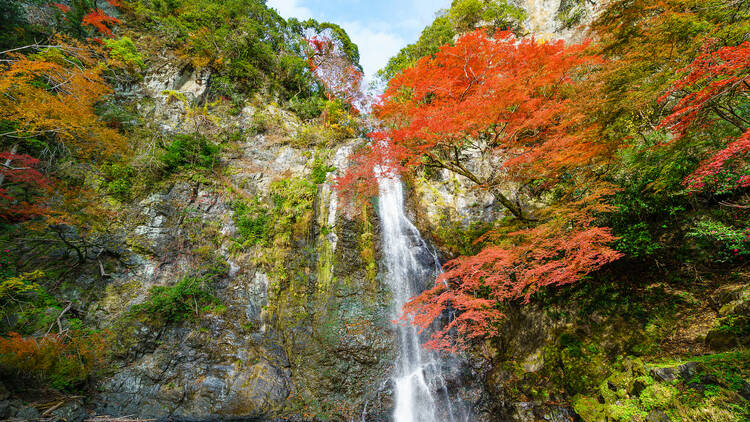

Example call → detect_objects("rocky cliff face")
12 58 402 420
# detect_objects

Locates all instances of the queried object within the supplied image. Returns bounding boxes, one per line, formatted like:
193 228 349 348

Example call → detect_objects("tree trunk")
489 184 529 222
0 143 18 189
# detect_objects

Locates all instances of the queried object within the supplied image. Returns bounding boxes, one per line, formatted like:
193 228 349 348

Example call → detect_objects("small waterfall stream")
376 174 468 422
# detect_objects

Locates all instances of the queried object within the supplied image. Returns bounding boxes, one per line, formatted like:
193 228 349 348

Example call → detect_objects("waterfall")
376 174 468 422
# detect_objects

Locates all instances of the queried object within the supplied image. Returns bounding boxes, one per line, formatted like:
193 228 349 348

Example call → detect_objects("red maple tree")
0 149 48 221
659 41 750 194
360 29 622 351
374 29 606 221
81 9 121 38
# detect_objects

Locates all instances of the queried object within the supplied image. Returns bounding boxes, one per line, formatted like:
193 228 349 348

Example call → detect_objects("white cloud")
338 21 405 82
266 0 314 19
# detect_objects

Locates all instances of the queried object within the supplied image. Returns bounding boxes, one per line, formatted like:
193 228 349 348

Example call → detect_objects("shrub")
101 163 134 201
251 111 269 134
292 124 327 147
104 37 145 71
614 222 660 258
232 198 271 247
288 96 326 121
0 330 109 391
689 219 750 262
132 276 220 323
161 134 220 171
311 157 336 185
321 100 359 141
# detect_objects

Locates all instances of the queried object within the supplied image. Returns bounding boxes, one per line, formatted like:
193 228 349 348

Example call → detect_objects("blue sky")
267 0 451 81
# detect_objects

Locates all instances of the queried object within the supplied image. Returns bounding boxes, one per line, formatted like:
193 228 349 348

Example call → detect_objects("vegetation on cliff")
351 0 749 419
0 0 748 420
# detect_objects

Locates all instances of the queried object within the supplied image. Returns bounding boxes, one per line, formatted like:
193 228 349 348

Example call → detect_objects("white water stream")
376 174 468 422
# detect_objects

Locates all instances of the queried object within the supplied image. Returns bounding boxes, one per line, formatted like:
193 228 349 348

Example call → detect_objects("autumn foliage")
374 29 607 220
658 42 750 194
404 192 622 350
0 152 48 221
81 9 121 37
0 331 109 390
307 34 366 112
0 44 126 159
362 29 623 350
0 40 127 219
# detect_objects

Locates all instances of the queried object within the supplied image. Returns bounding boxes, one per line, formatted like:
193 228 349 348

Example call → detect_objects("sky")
267 0 451 82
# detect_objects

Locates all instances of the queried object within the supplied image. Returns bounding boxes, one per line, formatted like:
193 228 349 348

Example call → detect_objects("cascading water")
376 174 468 422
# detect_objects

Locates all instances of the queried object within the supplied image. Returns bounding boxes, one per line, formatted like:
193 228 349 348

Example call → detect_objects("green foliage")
379 15 455 81
0 270 44 304
448 0 525 33
0 248 15 281
232 197 270 247
269 178 317 244
0 0 39 50
96 102 140 130
132 276 220 323
614 222 660 258
101 163 135 201
689 219 750 262
104 37 145 70
127 0 348 101
311 156 336 185
379 0 525 81
161 134 220 171
287 18 361 67
232 177 317 254
0 271 68 337
716 314 750 338
321 99 360 140
292 124 328 147
288 96 326 121
434 220 493 256
251 110 270 134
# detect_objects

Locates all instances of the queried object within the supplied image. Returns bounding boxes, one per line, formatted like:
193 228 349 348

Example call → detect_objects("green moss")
571 350 750 421
359 201 377 285
543 333 608 395
100 163 135 201
573 396 608 421
640 383 677 410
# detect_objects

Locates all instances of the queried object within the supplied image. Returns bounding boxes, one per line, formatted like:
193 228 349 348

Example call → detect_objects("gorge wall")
1 1 748 422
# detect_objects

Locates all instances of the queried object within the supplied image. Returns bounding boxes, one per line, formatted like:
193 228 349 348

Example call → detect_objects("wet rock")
0 381 8 401
711 284 746 309
14 404 41 420
50 400 88 422
705 328 739 351
646 410 670 422
650 362 697 383
631 378 648 396
0 400 10 419
739 381 750 401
